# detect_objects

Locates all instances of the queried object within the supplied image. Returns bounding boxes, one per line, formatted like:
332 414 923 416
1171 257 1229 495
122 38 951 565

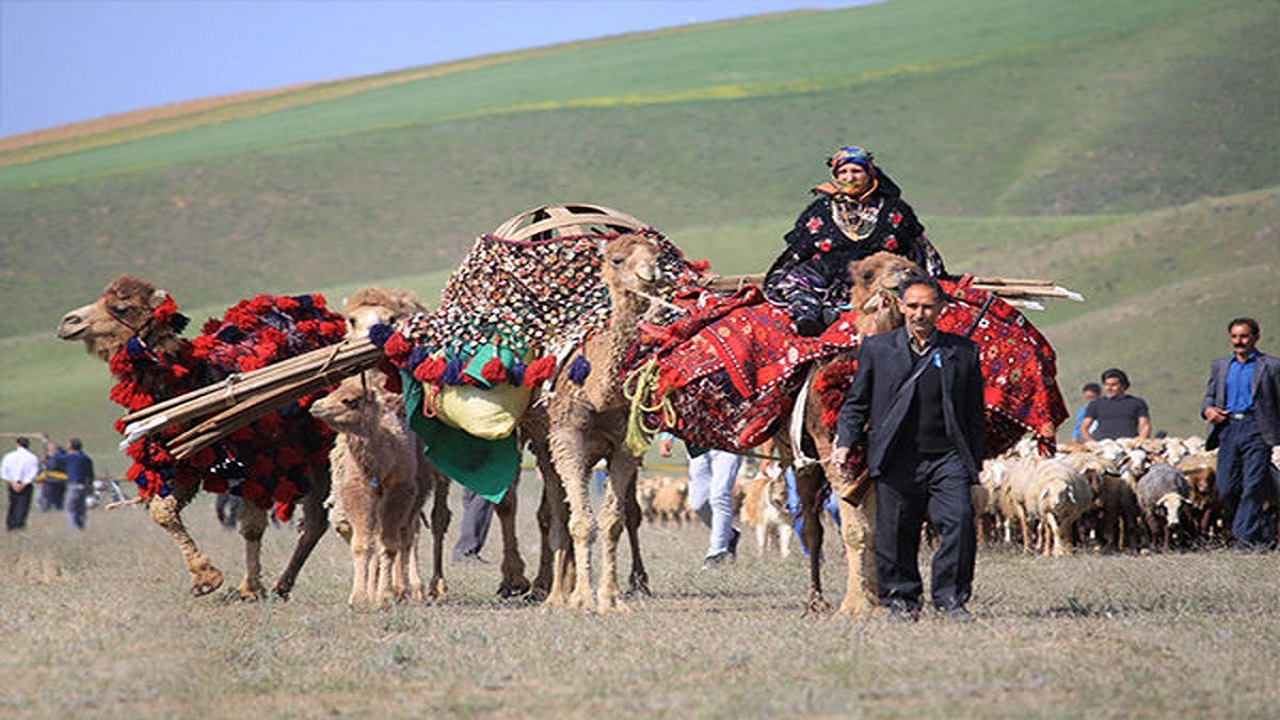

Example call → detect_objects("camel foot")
597 593 630 614
190 568 225 597
223 581 267 603
802 591 832 618
496 576 532 599
834 595 880 620
427 578 447 601
625 571 652 598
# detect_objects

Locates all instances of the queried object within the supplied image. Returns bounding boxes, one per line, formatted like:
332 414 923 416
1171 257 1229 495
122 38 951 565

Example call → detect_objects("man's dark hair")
1228 317 1260 336
15 437 29 449
1101 368 1130 389
897 273 943 301
1082 382 1101 395
69 438 83 451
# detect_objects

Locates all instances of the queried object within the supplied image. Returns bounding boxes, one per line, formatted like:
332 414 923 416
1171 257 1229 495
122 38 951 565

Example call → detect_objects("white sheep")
1025 459 1095 557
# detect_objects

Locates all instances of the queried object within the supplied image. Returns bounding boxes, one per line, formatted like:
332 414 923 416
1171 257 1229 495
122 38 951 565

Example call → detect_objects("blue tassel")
442 356 466 385
568 355 591 385
126 337 147 357
407 345 430 372
216 325 246 344
508 360 527 387
367 323 393 348
292 294 315 310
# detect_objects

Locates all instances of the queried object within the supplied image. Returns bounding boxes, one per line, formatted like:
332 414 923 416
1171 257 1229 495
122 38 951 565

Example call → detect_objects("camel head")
847 251 922 336
599 233 663 313
56 275 185 361
343 287 427 340
310 374 382 432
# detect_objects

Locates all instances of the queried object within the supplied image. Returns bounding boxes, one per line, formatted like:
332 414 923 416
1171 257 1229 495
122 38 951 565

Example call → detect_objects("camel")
776 251 920 619
342 286 533 601
55 276 343 600
521 232 665 612
311 373 447 608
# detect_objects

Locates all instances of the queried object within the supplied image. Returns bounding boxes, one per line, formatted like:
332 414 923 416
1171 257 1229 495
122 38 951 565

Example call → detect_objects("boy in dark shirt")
1081 368 1151 441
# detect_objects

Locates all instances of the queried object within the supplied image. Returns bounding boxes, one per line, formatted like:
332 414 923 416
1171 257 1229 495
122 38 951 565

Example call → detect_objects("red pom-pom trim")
522 356 557 388
480 357 507 384
382 332 413 365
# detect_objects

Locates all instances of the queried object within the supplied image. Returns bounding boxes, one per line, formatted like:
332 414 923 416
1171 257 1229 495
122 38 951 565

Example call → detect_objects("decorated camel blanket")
112 294 345 517
624 285 863 451
370 229 699 500
625 277 1068 458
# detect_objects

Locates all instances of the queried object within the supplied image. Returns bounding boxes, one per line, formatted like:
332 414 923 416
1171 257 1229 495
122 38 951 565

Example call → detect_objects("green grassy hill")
2 0 1277 459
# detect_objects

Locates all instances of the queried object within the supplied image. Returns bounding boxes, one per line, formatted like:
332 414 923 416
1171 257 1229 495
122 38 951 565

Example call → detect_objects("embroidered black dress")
763 172 944 334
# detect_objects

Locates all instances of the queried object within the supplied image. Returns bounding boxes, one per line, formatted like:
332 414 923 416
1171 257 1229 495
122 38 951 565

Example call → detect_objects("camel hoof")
190 570 224 597
802 594 832 618
496 578 531 599
835 598 880 620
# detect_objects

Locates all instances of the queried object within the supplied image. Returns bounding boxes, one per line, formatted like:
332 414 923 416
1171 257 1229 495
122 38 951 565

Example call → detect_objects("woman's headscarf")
814 146 879 201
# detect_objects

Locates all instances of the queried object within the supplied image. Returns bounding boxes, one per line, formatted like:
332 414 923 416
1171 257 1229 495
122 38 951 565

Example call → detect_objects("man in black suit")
831 274 986 621
1202 317 1280 552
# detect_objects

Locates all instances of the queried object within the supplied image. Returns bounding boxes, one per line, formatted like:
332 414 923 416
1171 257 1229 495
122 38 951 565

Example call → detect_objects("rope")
622 357 676 456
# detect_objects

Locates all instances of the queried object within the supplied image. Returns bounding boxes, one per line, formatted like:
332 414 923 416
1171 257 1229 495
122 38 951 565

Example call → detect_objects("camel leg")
232 502 268 601
494 472 531 598
403 518 425 602
375 481 419 607
348 514 376 608
836 484 879 619
426 470 450 601
596 454 638 613
620 466 651 598
148 486 224 596
528 442 562 601
544 428 593 610
794 463 831 616
273 467 332 600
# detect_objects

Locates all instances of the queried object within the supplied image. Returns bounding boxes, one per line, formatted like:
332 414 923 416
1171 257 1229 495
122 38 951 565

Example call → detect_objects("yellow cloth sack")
432 383 532 440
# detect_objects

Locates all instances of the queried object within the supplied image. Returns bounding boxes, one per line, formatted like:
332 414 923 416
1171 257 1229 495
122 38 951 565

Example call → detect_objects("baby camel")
311 373 447 608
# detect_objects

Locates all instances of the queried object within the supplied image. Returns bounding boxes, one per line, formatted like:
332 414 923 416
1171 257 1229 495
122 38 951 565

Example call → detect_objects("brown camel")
521 232 665 612
341 286 532 600
55 276 340 600
311 373 447 608
778 251 919 619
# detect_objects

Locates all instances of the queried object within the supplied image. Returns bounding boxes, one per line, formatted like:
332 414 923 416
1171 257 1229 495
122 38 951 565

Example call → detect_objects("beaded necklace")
831 196 881 241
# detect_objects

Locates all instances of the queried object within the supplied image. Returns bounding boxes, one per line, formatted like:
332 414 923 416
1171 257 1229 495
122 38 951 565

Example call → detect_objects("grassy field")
1 478 1278 719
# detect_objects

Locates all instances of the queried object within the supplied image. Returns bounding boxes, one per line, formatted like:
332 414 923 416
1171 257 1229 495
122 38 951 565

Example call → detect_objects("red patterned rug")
626 278 1067 457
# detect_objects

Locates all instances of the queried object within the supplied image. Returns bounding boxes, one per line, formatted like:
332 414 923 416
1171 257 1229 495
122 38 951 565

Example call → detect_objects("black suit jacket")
1202 350 1280 449
835 327 986 479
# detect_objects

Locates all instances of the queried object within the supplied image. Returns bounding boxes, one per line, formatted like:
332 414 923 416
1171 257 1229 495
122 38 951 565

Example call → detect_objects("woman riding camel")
764 146 946 336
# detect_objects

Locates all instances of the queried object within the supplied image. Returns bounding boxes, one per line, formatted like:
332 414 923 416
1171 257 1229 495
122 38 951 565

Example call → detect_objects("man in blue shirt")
1072 382 1100 442
57 438 95 531
1202 317 1280 552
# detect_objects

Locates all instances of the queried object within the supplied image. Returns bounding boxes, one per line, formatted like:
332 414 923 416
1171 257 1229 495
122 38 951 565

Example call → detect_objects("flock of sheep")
639 435 1280 560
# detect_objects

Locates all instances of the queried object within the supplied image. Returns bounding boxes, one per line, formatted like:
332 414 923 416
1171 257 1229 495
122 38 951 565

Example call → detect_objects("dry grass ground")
1 477 1277 719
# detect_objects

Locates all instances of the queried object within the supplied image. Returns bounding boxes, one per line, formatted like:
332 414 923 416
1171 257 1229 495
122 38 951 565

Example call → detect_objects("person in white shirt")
3 437 41 531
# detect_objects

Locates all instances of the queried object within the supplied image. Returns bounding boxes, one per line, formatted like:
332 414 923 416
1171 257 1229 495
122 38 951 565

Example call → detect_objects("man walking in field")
1202 317 1280 553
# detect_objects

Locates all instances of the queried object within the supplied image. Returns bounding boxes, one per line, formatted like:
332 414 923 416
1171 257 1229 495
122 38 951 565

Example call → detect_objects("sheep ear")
151 288 169 308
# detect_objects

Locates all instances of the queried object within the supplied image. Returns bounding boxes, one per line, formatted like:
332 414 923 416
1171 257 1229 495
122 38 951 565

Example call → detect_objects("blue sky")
0 0 869 139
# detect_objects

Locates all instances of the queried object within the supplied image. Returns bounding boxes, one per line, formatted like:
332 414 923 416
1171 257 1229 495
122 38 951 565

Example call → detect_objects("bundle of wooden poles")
123 274 1080 457
700 273 1084 309
118 337 384 460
